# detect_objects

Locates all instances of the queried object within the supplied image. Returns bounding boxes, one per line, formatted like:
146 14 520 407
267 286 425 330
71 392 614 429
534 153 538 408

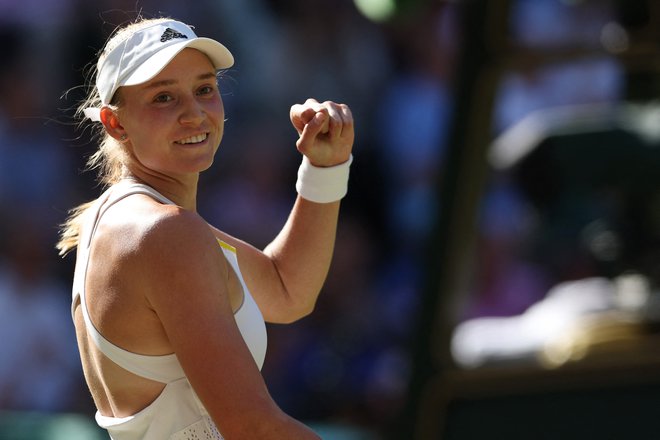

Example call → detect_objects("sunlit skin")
100 48 224 209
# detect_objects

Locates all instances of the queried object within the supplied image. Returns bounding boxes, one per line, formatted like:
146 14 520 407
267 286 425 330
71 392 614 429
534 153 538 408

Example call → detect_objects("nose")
178 95 205 126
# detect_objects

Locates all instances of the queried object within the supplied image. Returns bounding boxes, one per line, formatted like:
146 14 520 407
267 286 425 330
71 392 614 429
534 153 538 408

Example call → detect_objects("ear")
99 107 126 141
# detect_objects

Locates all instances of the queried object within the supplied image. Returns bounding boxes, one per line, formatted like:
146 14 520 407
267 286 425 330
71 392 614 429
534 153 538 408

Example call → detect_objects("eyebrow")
141 72 217 90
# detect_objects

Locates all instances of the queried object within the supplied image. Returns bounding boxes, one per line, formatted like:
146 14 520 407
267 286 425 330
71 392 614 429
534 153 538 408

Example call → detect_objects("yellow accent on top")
217 239 236 254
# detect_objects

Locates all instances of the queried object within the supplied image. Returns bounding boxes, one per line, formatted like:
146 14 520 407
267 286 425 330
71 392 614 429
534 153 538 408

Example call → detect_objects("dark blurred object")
490 102 660 287
453 102 660 368
438 363 660 440
0 26 24 67
612 0 660 100
440 101 660 437
615 0 651 30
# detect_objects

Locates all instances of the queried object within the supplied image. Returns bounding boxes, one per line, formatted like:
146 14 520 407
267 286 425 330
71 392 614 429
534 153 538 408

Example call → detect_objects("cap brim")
122 37 234 87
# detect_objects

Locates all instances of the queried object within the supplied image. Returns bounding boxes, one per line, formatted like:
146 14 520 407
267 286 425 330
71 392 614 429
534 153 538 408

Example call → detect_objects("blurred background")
1 0 660 439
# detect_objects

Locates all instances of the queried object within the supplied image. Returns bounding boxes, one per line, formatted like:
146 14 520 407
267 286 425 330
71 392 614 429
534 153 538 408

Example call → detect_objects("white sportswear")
71 181 267 439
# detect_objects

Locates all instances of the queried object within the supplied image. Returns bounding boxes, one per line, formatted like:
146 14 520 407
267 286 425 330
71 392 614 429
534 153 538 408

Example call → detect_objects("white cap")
84 20 234 122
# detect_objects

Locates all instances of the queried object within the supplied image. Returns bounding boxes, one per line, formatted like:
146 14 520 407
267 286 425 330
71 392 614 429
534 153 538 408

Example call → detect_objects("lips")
175 133 208 144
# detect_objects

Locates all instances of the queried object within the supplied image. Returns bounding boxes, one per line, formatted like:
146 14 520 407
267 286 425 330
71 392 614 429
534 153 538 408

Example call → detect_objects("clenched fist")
290 98 354 167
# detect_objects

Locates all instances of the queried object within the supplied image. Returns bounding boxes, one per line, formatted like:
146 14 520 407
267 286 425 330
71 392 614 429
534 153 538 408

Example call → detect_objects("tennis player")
57 16 354 439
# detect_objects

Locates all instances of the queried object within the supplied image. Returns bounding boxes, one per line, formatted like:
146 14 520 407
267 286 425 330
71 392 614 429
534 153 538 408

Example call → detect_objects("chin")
197 154 217 173
199 161 215 173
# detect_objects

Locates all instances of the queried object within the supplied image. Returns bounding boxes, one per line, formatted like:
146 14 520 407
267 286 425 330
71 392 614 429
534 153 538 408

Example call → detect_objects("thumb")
297 111 328 151
290 105 316 135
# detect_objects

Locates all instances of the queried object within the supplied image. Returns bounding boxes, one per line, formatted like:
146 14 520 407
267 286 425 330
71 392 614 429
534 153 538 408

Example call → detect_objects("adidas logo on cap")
160 28 188 42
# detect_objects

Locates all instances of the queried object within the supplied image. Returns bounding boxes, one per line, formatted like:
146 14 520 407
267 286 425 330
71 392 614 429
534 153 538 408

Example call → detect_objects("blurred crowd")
0 0 648 436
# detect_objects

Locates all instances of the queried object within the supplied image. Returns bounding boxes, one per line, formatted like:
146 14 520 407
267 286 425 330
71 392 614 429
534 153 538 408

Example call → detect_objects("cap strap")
83 107 102 122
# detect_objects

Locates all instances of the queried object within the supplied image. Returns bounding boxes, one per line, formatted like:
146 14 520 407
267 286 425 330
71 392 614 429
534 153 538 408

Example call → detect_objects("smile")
176 133 208 145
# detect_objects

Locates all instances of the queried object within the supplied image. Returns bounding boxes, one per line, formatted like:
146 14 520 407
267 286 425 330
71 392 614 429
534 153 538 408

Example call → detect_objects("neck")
121 170 199 211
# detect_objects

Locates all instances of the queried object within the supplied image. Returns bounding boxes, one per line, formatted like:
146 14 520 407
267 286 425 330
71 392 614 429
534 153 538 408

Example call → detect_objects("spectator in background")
0 26 76 228
494 0 623 134
0 216 81 412
463 0 626 319
375 3 458 255
0 24 84 413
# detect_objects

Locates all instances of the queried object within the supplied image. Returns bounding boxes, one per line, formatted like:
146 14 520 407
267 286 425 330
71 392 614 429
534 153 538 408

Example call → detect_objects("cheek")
209 99 225 124
124 110 170 141
122 122 167 166
209 101 226 142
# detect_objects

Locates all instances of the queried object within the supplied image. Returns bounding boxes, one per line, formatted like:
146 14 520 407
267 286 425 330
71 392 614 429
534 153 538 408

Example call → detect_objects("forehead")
121 49 217 97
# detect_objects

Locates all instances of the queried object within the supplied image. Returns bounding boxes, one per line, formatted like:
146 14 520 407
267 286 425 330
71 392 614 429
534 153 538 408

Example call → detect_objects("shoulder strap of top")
83 182 175 250
218 240 268 370
73 181 185 384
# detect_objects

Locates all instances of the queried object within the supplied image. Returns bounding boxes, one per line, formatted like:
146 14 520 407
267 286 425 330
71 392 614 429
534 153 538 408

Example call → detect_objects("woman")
57 17 354 439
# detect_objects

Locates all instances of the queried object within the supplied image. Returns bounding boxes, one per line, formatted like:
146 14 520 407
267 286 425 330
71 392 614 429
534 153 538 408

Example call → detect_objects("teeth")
177 133 207 144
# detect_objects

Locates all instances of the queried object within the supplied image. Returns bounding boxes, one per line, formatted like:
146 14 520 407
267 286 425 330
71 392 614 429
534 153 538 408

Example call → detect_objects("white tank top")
71 181 268 439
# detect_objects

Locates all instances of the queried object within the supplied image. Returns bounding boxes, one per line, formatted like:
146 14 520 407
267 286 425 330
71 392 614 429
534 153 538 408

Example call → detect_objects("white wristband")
296 155 353 203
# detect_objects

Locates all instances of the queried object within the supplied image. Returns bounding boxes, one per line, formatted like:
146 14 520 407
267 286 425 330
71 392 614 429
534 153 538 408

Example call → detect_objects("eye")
197 84 217 96
153 93 173 103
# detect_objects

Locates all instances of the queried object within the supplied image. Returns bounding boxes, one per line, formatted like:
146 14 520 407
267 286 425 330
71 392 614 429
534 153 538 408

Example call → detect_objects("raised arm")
211 99 354 323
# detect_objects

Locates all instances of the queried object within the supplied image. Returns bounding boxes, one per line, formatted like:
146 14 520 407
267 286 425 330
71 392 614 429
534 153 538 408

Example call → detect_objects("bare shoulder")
93 193 228 309
99 194 215 259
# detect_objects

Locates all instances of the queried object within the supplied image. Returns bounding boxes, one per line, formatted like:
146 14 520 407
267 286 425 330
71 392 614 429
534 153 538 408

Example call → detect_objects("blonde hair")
56 16 174 256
